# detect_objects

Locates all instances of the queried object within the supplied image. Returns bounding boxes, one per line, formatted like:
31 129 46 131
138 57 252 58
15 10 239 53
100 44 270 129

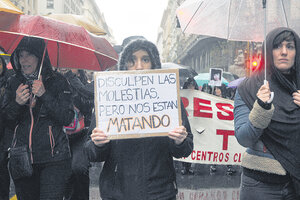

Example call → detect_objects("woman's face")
19 50 39 75
126 50 152 71
272 40 296 73
213 73 220 81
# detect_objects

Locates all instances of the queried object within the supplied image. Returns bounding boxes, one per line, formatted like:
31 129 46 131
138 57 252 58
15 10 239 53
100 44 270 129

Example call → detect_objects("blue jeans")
240 173 298 200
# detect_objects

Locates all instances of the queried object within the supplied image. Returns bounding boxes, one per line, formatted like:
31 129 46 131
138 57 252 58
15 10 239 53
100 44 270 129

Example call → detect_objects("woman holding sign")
234 27 300 199
85 39 193 200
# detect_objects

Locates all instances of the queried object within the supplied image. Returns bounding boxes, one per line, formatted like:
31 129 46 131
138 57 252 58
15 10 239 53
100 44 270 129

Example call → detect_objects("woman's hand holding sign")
91 128 110 147
168 126 188 145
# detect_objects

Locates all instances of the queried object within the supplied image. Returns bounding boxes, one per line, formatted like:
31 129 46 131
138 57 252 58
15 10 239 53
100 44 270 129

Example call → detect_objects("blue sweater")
234 91 287 177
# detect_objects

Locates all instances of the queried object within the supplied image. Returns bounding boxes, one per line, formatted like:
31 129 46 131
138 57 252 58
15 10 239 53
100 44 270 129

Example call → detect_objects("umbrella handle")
264 80 274 103
33 41 48 100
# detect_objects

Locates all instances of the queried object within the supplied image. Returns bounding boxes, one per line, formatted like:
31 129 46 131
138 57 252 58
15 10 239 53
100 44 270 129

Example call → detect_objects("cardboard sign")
178 89 246 165
94 69 182 140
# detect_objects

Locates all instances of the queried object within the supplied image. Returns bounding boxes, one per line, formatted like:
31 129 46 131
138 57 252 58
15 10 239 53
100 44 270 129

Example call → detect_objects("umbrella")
0 0 23 14
0 13 118 71
176 0 300 42
194 73 228 87
161 62 198 88
177 0 298 102
228 77 246 88
44 13 106 36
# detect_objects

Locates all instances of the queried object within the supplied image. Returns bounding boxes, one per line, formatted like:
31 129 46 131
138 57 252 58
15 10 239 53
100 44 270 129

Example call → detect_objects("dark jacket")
85 102 193 200
63 70 94 128
2 37 74 164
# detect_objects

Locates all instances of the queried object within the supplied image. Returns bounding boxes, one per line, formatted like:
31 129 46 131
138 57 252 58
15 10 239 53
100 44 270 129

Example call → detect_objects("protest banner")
177 188 240 200
94 69 181 140
178 90 246 165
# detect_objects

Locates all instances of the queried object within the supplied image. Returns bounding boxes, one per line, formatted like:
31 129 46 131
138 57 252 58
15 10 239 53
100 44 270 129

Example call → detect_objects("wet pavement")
88 161 241 200
10 161 241 200
174 161 241 200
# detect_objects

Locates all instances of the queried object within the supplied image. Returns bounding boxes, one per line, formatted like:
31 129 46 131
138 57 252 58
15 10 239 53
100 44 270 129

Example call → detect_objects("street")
10 161 241 200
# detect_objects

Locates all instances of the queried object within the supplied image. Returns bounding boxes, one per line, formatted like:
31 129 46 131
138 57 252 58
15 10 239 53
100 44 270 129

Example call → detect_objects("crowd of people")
0 26 300 200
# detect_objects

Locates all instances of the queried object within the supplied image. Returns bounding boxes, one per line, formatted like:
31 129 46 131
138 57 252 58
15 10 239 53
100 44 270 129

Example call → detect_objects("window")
47 0 54 9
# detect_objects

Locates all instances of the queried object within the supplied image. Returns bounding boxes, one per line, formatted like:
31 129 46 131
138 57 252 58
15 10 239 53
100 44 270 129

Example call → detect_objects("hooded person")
118 38 161 70
0 55 12 200
234 27 300 199
85 39 193 200
2 36 74 200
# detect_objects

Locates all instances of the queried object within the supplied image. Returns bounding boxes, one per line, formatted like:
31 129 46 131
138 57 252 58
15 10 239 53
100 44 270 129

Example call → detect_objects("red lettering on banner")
193 97 213 118
196 151 201 160
233 153 242 162
207 151 213 160
216 103 234 120
213 152 218 161
177 191 184 200
233 190 240 200
216 129 235 150
177 188 240 200
181 97 189 117
202 151 206 160
225 153 229 162
219 152 224 161
190 151 238 163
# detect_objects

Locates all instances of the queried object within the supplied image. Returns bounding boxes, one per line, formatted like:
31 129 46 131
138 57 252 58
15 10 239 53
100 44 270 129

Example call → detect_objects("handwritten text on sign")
94 69 181 139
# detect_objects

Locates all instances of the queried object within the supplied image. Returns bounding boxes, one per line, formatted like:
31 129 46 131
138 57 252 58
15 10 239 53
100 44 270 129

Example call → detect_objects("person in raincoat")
85 39 194 200
58 68 94 200
0 54 13 200
1 36 74 200
234 27 300 199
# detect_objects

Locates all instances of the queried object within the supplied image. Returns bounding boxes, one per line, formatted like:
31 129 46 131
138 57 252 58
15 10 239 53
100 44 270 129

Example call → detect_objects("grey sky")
96 0 169 45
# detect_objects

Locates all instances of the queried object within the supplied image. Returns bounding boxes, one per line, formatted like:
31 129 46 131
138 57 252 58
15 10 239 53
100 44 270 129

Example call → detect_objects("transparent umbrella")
176 0 300 101
176 0 300 42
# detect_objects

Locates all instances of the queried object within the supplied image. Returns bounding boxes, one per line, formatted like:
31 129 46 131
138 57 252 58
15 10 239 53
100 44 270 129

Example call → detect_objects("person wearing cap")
85 39 193 200
1 36 74 200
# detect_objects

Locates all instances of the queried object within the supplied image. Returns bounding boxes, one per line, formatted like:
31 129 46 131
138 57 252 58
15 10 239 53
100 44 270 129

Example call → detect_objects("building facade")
9 0 115 43
158 0 300 77
158 0 248 76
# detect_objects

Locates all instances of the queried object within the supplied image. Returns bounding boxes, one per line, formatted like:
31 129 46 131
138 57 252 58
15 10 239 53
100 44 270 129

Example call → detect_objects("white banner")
178 90 245 165
177 188 240 200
